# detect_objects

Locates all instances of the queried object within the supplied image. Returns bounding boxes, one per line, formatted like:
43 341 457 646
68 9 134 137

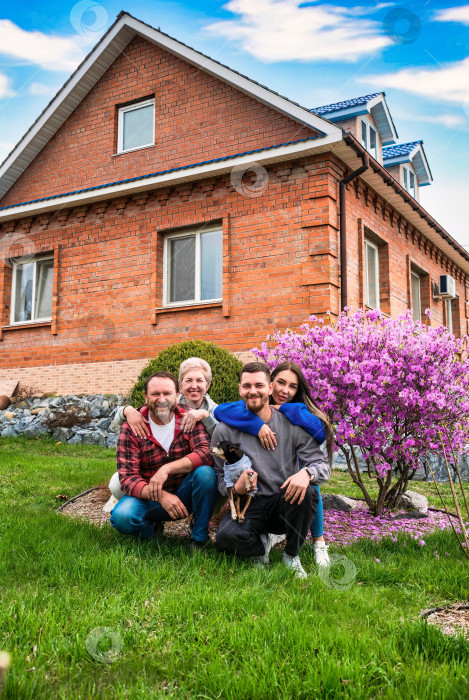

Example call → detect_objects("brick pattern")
1 35 316 207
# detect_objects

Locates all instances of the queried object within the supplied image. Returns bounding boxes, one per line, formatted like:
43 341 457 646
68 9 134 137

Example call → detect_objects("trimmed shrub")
129 340 243 407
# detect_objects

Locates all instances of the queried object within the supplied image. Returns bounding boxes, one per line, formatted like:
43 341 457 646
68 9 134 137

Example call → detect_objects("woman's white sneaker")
313 541 330 567
282 553 307 579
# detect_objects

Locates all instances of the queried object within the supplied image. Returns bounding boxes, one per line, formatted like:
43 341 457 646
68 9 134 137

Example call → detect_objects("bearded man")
110 371 216 551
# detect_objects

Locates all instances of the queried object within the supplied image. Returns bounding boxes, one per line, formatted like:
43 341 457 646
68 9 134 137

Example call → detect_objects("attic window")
117 98 155 153
361 118 378 159
403 164 417 199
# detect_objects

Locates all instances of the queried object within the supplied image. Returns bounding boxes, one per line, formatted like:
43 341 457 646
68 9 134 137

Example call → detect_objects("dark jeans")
110 465 217 543
215 485 318 558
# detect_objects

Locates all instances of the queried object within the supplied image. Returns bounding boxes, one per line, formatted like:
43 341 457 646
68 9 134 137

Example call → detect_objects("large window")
11 255 53 324
411 271 421 322
164 227 223 306
365 239 379 309
361 118 378 159
117 99 155 153
403 165 417 199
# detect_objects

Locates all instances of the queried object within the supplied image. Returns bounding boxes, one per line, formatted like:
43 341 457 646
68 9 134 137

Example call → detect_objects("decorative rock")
14 401 28 409
67 433 83 444
30 407 48 415
322 494 362 512
23 424 48 438
399 490 428 514
0 395 10 410
82 430 107 447
52 427 72 442
4 412 15 420
106 433 119 449
1 425 18 437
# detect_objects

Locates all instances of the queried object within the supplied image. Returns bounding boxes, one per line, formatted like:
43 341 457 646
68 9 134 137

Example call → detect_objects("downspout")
340 151 369 311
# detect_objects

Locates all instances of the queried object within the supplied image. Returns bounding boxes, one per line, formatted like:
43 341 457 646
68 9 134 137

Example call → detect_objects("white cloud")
0 19 88 73
205 0 391 62
420 182 469 249
0 141 16 163
434 5 469 25
395 111 466 128
0 73 15 98
28 82 59 97
360 57 469 104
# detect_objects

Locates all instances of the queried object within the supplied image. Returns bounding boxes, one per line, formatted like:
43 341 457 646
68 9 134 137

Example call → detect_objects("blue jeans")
110 465 217 543
310 485 323 538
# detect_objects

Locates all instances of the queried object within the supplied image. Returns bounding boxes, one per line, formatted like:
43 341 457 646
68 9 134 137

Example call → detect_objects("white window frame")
10 254 54 326
163 226 223 307
403 164 417 199
411 271 421 322
360 117 378 159
365 239 380 309
117 98 155 154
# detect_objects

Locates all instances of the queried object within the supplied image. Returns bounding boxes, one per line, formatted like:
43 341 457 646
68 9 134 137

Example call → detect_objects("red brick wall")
1 151 467 393
1 35 316 207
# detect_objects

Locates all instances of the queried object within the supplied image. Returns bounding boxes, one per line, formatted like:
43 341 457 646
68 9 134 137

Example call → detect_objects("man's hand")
181 409 209 432
147 467 169 502
258 424 277 450
124 406 150 439
281 470 310 505
234 469 258 495
159 492 189 520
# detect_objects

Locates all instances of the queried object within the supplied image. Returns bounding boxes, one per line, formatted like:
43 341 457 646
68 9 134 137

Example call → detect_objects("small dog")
211 441 257 523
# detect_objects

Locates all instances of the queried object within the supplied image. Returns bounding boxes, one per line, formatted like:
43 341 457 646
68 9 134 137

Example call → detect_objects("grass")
0 436 468 699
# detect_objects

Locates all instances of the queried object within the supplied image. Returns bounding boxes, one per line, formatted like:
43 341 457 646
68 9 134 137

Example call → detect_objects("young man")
211 362 330 577
110 371 216 550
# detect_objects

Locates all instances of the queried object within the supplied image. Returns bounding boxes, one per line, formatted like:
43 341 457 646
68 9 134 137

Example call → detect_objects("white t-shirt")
148 414 175 453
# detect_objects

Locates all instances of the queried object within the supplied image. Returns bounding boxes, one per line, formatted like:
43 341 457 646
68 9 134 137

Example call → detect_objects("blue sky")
1 0 469 248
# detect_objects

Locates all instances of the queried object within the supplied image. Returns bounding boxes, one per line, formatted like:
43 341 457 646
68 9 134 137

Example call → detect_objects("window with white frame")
117 98 155 153
164 226 223 306
403 165 417 199
411 271 421 322
11 255 54 324
365 239 380 309
361 118 378 159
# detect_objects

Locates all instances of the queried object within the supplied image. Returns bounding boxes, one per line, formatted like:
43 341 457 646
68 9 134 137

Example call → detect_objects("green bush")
129 340 243 407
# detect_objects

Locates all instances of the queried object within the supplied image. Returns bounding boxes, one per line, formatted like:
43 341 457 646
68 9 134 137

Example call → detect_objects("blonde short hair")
179 357 212 387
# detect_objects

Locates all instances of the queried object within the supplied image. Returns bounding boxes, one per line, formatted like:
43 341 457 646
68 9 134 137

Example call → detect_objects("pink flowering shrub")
255 309 469 515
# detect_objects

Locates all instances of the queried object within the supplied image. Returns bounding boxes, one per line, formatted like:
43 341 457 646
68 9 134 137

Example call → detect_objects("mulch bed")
420 604 469 638
58 487 467 550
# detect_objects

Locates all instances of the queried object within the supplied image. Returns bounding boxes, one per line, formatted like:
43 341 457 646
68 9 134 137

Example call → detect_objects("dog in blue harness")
211 441 257 523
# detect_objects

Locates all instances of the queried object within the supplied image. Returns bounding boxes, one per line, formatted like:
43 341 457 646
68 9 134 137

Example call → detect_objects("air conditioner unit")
439 275 456 299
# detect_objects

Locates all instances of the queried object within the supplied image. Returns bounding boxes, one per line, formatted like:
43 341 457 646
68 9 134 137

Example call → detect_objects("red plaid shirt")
116 405 213 499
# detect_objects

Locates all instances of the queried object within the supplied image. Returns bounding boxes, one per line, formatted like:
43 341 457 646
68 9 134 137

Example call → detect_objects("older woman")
107 358 218 502
112 357 218 437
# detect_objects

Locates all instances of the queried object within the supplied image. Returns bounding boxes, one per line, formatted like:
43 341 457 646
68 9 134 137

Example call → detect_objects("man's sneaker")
282 552 307 579
313 541 330 567
153 522 164 539
188 538 206 553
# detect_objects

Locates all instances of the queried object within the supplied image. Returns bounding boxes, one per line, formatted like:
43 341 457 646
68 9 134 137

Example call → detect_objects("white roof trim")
0 12 340 200
0 132 343 222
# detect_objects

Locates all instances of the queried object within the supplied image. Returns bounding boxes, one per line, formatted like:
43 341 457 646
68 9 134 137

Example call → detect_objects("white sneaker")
282 552 307 579
313 541 330 567
102 495 118 513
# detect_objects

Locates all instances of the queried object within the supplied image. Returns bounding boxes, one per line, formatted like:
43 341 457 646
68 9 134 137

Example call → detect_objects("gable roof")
383 140 433 186
0 11 340 200
312 92 398 145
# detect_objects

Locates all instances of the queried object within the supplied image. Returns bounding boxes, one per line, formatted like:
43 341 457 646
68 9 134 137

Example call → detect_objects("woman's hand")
124 406 149 438
181 409 209 432
258 424 277 450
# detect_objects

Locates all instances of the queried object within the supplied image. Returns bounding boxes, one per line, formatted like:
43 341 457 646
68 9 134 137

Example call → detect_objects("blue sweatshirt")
213 400 326 444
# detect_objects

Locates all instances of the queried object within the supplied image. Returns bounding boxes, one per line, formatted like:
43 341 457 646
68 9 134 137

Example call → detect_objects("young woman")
214 361 334 566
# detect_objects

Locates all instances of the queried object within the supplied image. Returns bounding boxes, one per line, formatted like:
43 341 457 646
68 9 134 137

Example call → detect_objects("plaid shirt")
116 405 213 499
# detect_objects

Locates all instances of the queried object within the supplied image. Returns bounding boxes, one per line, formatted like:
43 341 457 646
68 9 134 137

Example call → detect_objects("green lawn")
1 437 468 699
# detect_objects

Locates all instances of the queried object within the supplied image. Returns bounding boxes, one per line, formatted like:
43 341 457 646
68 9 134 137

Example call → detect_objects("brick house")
0 12 468 395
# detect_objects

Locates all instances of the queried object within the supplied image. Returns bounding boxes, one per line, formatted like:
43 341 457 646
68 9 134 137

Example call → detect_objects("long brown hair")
271 361 335 465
